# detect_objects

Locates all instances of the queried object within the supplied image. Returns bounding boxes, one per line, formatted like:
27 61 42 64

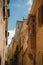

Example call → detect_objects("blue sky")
8 0 33 45
8 0 33 30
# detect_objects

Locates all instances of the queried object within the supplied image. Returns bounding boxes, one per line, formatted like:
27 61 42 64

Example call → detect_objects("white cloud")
28 6 31 13
26 0 32 6
26 0 33 13
8 28 15 45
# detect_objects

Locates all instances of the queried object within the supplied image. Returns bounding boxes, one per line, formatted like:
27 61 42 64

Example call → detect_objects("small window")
42 54 43 65
3 6 5 20
32 16 35 22
41 5 43 25
6 40 7 45
34 57 36 65
32 24 36 36
38 5 43 27
28 53 33 60
38 6 41 26
5 30 7 38
5 61 8 65
31 24 36 49
3 0 5 6
8 32 9 36
7 0 10 4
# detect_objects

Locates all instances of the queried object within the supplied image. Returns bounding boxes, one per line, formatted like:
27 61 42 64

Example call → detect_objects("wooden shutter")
38 5 43 26
3 6 5 20
7 0 10 4
42 54 43 65
41 5 43 25
31 16 36 49
31 36 36 49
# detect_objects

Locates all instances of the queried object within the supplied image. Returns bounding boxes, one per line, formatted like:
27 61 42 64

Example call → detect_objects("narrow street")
0 0 43 65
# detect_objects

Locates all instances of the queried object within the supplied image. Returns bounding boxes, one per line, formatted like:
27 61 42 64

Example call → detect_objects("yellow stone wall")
36 25 43 65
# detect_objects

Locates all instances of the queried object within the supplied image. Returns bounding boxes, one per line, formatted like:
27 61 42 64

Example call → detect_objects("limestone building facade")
0 0 10 65
27 0 43 65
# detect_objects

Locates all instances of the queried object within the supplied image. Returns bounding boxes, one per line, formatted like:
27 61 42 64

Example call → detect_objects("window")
7 0 10 4
5 61 8 65
32 16 36 22
3 6 5 20
31 36 36 49
5 30 7 38
16 45 19 52
32 24 36 36
31 15 36 36
42 54 43 65
34 57 36 65
31 24 36 49
41 5 43 25
3 0 5 6
8 32 9 36
38 6 41 26
32 24 34 32
6 40 7 45
28 53 33 60
38 5 43 26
